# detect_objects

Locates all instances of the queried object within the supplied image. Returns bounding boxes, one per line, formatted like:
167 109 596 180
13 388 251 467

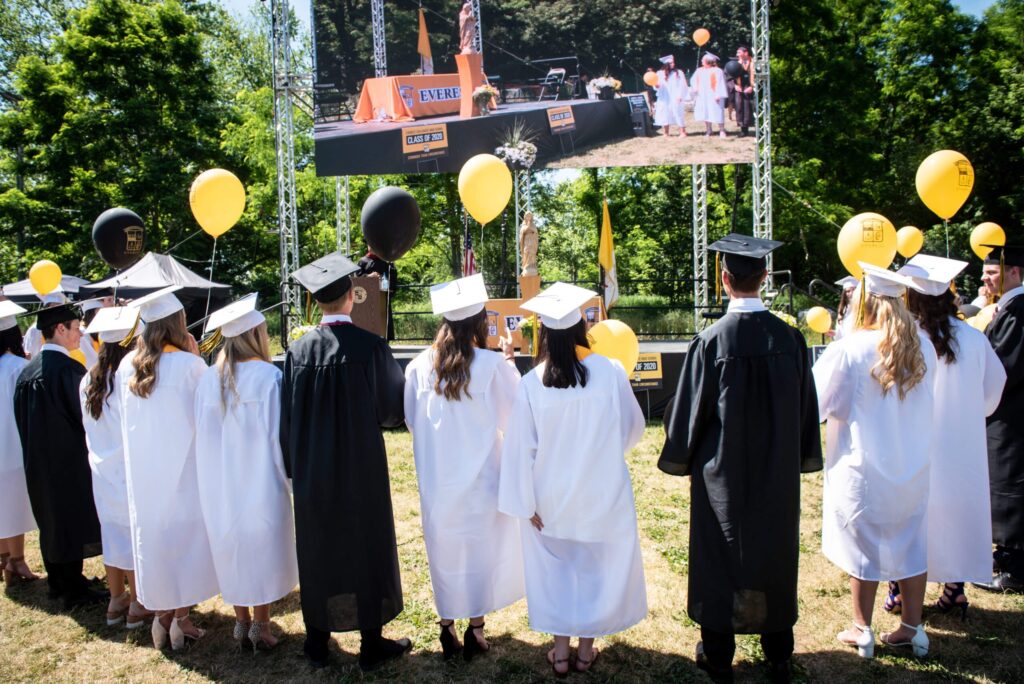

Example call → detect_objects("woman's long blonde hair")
128 311 193 399
854 293 927 401
216 322 271 411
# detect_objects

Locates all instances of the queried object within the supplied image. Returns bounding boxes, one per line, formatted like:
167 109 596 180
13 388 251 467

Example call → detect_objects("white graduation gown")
118 349 218 610
654 70 687 127
692 66 728 124
195 361 298 606
499 353 647 637
79 371 133 570
23 325 42 358
404 348 525 619
926 319 1006 583
79 336 99 371
813 330 937 580
0 353 36 538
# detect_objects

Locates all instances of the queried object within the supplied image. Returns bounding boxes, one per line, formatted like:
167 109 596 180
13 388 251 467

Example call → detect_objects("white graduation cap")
131 285 184 323
858 262 919 298
38 289 66 305
897 254 968 297
79 298 107 314
430 274 488 322
0 299 27 331
84 306 144 344
659 55 674 65
521 282 596 330
204 293 264 338
702 53 719 64
835 276 860 291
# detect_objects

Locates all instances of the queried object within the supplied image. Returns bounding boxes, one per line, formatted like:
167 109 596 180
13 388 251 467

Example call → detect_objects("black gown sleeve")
794 331 823 473
658 336 713 476
988 308 1024 394
280 350 293 479
372 339 405 429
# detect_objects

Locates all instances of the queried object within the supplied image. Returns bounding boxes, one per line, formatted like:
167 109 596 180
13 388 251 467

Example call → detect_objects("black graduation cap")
983 244 1024 267
709 233 784 279
23 302 81 329
291 251 361 303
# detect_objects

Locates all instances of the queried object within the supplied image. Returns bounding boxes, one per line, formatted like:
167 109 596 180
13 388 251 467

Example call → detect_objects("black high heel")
462 620 488 662
883 581 902 614
936 582 969 619
438 620 461 661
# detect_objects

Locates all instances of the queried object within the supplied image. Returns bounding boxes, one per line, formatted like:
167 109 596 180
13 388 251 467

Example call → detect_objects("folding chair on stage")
537 68 566 101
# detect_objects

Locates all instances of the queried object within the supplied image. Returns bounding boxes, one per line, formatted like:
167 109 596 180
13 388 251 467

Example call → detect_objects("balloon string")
167 229 203 255
944 219 950 258
202 237 218 328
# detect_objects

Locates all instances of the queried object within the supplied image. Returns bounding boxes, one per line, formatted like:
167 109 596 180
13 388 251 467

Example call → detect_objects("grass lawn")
1 427 1022 682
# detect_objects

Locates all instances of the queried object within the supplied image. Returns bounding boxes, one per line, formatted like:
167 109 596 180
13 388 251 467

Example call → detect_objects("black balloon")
723 59 744 79
92 208 146 270
360 186 421 262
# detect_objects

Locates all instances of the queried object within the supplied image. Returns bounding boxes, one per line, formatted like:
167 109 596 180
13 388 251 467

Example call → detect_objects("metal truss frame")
371 0 387 77
691 164 709 329
470 0 484 59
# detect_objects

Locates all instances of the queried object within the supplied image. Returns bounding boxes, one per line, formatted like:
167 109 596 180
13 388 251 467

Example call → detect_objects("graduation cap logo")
861 218 884 244
124 226 144 255
956 160 973 187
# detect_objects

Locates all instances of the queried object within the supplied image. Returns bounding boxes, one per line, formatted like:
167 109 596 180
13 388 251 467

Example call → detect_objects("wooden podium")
349 276 388 337
483 274 603 351
455 53 486 118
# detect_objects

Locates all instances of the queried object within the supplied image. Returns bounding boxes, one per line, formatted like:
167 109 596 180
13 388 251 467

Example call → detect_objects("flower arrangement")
516 315 537 354
495 118 538 170
772 310 798 328
289 324 317 342
591 75 622 91
472 84 500 111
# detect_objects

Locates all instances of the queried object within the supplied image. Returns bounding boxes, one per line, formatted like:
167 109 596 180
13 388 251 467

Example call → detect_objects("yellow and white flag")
418 8 434 74
599 199 619 309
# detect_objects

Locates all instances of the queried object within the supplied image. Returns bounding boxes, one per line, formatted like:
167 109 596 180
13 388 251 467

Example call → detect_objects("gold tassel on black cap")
198 329 223 355
715 253 722 305
999 250 1006 300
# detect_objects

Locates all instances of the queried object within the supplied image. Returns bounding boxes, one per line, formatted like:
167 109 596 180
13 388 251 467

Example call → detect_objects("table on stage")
353 74 463 123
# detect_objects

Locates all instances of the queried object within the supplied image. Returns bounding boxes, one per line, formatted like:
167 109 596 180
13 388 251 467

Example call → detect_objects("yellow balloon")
896 225 924 258
968 303 998 332
189 169 246 238
971 222 1005 260
643 71 659 87
693 28 711 47
915 150 974 220
458 154 513 225
806 306 832 335
29 259 62 295
587 319 640 375
837 212 897 279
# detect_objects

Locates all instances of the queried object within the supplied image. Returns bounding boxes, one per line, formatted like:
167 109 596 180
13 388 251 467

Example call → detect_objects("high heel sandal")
837 623 875 659
463 620 489 662
170 615 206 651
438 620 461 661
106 591 131 626
883 581 902 614
126 600 154 630
3 555 39 585
547 647 570 679
575 647 600 673
881 621 929 657
247 621 278 654
936 582 969 619
232 620 252 651
152 612 172 649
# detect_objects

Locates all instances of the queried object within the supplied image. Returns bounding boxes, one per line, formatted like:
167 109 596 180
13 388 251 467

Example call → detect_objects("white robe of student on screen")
691 66 728 124
79 372 133 571
926 318 1006 583
654 70 688 128
0 353 36 538
194 360 298 607
118 349 219 610
499 353 647 637
813 329 937 580
404 348 525 619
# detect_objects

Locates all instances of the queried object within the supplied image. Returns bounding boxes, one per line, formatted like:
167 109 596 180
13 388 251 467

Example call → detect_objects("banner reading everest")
312 1 756 175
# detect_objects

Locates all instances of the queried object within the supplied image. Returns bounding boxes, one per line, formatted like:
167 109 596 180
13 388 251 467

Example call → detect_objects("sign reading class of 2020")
310 2 755 175
631 353 664 390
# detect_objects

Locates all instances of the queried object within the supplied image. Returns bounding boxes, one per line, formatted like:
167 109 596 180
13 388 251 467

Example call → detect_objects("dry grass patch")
1 427 1022 682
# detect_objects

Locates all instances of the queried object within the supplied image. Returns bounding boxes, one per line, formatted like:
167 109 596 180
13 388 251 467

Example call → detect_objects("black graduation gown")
280 323 406 632
13 350 101 564
985 294 1024 550
658 310 822 634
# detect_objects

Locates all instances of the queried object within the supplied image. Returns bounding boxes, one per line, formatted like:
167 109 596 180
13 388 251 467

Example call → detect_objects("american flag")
462 226 477 276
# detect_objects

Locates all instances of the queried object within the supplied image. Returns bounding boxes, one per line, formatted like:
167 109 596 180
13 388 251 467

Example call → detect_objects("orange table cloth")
353 74 463 123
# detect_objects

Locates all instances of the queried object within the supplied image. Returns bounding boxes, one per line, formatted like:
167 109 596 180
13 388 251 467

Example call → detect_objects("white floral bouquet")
495 119 539 170
472 84 500 108
591 75 622 91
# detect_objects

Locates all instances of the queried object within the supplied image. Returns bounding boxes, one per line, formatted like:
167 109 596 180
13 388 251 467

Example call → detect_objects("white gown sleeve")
403 362 418 434
813 342 854 423
612 360 645 452
490 360 521 434
981 337 1008 416
266 369 291 493
498 383 538 520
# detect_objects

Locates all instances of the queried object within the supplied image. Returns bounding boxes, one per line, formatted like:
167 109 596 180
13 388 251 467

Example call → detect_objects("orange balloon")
643 71 659 88
693 28 711 47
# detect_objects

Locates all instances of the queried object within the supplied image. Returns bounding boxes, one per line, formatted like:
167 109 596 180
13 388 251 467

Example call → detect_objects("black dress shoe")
359 636 412 672
768 659 792 684
63 587 108 610
303 638 329 669
695 642 734 684
973 572 1024 593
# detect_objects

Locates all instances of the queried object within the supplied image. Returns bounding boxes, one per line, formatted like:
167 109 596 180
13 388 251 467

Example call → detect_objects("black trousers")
994 546 1024 577
43 557 88 598
304 623 382 660
701 626 794 666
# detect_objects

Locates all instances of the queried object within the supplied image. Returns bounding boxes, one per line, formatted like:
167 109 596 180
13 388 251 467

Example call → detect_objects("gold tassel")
198 329 223 356
715 253 722 305
855 277 866 329
118 315 140 348
531 314 539 358
999 252 1005 300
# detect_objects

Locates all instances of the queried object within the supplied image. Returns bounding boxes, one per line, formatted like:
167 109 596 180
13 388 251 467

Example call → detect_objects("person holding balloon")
660 234 822 683
654 55 688 137
896 255 1006 614
403 274 525 661
813 263 936 659
498 283 647 677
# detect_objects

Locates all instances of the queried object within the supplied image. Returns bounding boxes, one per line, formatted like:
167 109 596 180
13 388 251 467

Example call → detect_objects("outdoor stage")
314 97 638 176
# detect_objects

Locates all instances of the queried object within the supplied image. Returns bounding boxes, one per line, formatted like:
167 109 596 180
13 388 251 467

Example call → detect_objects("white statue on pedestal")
519 211 538 277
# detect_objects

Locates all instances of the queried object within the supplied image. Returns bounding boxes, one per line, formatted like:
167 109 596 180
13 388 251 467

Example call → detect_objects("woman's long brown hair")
432 309 488 401
854 293 928 401
538 319 590 389
216 323 271 410
85 340 133 419
907 289 959 364
128 311 193 399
